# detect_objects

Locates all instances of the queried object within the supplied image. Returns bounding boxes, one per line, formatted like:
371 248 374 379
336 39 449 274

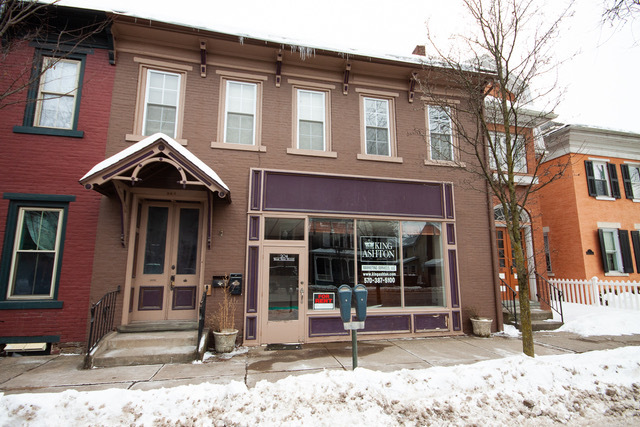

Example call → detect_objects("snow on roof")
80 133 229 192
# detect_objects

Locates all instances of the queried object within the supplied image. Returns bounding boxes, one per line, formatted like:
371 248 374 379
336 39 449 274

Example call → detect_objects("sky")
55 0 640 134
1 302 639 425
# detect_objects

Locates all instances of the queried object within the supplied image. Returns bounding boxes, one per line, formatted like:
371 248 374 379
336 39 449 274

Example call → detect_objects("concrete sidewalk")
2 332 639 395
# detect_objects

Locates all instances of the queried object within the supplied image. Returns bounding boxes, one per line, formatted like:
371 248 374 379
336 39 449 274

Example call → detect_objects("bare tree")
603 0 640 22
0 0 111 110
417 0 573 357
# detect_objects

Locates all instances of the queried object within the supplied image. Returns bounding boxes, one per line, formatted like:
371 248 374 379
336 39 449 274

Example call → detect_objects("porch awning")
79 133 230 200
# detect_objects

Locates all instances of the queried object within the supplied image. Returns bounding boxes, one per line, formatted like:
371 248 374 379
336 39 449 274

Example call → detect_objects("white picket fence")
549 277 640 311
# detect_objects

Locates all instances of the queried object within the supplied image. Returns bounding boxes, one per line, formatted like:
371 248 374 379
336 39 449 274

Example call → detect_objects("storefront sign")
273 254 296 262
360 236 398 285
313 292 335 310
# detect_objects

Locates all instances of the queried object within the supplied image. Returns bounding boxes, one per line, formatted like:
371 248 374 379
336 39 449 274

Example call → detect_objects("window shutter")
631 230 640 273
608 163 621 199
619 230 634 273
620 164 634 199
597 228 610 273
584 161 597 197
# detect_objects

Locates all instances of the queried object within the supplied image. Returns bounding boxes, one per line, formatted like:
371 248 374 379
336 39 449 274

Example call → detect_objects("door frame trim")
121 189 208 326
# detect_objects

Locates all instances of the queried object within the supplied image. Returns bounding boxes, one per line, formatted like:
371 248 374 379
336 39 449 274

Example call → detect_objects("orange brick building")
539 125 640 281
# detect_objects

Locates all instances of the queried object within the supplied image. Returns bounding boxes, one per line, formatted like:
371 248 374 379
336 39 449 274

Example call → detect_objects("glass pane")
308 218 354 309
357 220 400 308
298 90 324 121
19 210 59 251
143 206 168 274
226 112 254 145
299 120 324 150
11 252 55 296
402 221 445 307
145 105 176 137
264 218 305 240
176 208 199 275
268 253 299 321
39 95 74 129
42 60 78 93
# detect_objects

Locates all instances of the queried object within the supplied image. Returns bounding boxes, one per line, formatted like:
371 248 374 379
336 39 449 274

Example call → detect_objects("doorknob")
170 275 175 291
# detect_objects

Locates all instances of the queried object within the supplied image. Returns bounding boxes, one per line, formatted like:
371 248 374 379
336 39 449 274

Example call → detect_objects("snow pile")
554 302 640 336
2 347 639 426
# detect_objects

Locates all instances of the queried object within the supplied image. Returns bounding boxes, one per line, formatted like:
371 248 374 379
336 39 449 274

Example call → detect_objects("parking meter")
338 285 352 323
353 284 368 322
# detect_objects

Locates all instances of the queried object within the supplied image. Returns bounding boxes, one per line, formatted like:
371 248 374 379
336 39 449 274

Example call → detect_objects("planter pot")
213 329 238 353
470 317 493 338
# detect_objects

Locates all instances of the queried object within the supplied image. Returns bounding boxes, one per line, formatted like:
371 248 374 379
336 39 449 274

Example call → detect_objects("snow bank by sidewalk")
554 302 640 336
2 346 639 426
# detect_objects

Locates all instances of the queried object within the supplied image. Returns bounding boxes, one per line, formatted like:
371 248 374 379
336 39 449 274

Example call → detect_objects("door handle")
170 275 175 291
300 283 304 299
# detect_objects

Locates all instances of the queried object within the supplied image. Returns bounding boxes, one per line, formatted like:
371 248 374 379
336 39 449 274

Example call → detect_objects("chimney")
412 45 426 56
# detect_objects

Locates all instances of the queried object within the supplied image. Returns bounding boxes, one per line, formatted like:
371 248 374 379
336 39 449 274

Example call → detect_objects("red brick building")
0 5 114 353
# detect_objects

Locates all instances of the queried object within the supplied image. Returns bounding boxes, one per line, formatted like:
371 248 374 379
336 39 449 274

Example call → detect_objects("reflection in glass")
143 206 168 274
402 221 445 307
268 253 299 321
307 219 354 309
357 220 400 308
265 218 305 240
176 208 199 274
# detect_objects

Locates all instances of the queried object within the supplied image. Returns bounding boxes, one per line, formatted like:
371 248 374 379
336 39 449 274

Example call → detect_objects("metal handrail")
535 272 564 324
500 278 518 328
86 286 120 356
197 290 207 346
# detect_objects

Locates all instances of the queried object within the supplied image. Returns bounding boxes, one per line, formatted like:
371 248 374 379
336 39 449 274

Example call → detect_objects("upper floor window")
13 51 86 138
585 160 621 199
427 105 454 161
621 163 640 200
224 80 257 145
364 97 391 156
490 132 527 173
297 89 326 151
143 70 180 137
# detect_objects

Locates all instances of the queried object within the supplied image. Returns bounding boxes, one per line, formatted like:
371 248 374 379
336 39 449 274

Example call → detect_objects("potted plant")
466 307 493 338
212 275 238 353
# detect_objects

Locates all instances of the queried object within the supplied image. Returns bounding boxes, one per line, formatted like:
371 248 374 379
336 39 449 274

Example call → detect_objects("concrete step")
532 320 564 331
503 307 563 331
104 330 197 350
117 320 197 333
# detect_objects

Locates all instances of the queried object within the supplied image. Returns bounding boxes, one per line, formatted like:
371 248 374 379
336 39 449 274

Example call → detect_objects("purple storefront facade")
244 169 463 345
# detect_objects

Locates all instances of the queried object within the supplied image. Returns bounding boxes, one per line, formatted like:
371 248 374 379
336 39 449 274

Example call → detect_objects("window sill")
287 148 337 158
126 134 188 146
14 126 84 138
211 141 267 152
357 153 403 164
424 159 466 168
546 272 555 277
595 196 616 201
0 300 63 309
604 272 629 277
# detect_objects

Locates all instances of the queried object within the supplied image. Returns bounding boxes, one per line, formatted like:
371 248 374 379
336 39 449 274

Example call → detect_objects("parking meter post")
352 330 358 369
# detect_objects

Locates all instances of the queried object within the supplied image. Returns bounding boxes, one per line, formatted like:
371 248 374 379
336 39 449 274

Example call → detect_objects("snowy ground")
1 304 639 426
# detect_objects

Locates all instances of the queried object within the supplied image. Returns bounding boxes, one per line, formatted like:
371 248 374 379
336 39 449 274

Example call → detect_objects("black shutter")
609 163 621 199
585 161 597 197
620 164 634 199
631 230 640 273
619 230 634 273
597 229 610 273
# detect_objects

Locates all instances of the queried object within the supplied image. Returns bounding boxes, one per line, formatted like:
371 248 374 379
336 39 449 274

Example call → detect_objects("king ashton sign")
359 237 398 263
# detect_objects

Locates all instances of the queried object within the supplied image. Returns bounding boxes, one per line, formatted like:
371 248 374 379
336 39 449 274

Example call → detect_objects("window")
13 52 86 138
224 81 257 145
297 89 326 150
143 70 181 137
490 132 527 173
543 230 552 274
621 164 640 200
128 59 191 143
0 194 73 308
597 228 634 274
357 90 401 162
585 160 621 199
427 106 454 161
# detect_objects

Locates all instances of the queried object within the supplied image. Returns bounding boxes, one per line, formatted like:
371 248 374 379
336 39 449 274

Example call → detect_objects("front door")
496 227 527 296
131 201 202 322
261 247 306 343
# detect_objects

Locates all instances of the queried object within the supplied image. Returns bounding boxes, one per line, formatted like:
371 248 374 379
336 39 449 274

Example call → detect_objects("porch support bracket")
113 180 132 247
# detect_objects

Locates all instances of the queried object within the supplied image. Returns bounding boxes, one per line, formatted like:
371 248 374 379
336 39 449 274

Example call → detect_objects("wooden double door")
130 201 203 322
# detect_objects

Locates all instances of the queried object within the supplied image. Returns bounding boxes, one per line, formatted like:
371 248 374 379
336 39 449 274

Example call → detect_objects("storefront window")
402 221 445 307
264 218 305 240
357 220 401 308
307 218 354 309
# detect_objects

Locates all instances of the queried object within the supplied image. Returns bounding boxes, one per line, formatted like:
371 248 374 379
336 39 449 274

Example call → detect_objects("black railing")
500 278 518 328
197 290 207 346
86 286 120 356
535 273 564 324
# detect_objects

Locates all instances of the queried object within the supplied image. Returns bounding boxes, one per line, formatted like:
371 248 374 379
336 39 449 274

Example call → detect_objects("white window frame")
223 80 257 146
142 69 181 138
628 163 640 200
592 160 612 198
34 57 81 130
363 97 391 156
427 105 454 161
356 89 401 163
7 207 64 300
489 132 527 173
601 228 623 273
296 89 327 151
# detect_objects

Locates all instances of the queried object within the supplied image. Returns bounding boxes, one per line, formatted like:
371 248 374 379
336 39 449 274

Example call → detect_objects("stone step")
92 344 198 368
531 320 564 331
117 320 197 333
105 330 198 350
